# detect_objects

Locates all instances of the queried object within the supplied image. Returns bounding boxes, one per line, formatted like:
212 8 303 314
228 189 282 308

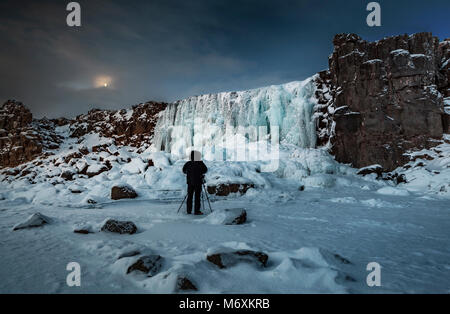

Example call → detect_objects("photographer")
182 150 208 215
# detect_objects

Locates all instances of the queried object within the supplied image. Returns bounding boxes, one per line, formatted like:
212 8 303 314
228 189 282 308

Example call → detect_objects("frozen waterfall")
152 77 318 161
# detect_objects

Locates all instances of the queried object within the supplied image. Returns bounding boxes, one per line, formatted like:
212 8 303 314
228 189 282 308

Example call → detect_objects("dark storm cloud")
0 0 449 118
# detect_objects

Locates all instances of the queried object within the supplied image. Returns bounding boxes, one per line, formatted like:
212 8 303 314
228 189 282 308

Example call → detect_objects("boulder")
111 185 138 200
207 183 254 196
382 173 407 185
61 170 75 181
206 250 268 269
201 208 247 225
73 222 97 234
226 209 247 225
176 276 197 291
86 164 109 178
357 164 383 178
13 213 51 231
73 229 92 234
101 219 137 234
127 255 163 276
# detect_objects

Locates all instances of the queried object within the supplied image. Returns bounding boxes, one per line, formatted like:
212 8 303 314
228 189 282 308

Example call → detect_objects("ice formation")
153 77 318 161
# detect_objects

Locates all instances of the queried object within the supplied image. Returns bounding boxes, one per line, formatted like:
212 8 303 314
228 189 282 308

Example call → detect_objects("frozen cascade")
153 77 318 160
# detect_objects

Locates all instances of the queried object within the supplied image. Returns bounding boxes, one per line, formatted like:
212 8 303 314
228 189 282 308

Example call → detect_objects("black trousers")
187 184 202 213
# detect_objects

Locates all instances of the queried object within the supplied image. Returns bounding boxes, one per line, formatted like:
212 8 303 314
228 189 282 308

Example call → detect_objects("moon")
94 75 112 88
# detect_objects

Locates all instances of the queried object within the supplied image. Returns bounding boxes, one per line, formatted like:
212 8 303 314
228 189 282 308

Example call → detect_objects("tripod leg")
203 184 213 213
201 189 205 213
177 193 188 214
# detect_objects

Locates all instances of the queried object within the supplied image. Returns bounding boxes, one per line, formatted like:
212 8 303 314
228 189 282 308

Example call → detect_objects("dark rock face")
126 255 163 276
439 39 450 98
101 219 138 234
111 185 138 200
207 183 254 196
319 33 449 171
0 101 42 168
206 250 268 269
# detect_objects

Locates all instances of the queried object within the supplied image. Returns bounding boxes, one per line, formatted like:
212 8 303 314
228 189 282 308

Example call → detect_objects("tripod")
177 183 213 214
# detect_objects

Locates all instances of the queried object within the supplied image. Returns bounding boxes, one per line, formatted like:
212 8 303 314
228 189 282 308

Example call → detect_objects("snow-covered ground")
1 150 449 293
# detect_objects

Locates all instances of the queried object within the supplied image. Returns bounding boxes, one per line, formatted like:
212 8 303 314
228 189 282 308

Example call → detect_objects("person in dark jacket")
182 150 208 215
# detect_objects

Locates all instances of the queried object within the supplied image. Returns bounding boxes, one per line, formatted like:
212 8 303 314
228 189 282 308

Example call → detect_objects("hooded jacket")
182 151 208 186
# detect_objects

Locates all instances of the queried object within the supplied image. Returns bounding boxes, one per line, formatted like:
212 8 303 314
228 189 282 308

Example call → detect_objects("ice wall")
152 77 318 160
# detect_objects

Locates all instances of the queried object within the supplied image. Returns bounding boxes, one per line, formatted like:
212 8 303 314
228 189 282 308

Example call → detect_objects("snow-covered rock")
110 185 138 200
100 219 138 234
201 208 247 225
13 213 51 231
206 183 254 196
126 255 163 276
357 164 383 178
175 276 198 291
206 249 268 269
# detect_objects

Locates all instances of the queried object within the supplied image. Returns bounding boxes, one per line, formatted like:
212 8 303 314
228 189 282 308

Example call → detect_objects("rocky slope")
316 32 450 171
0 100 64 168
0 100 166 170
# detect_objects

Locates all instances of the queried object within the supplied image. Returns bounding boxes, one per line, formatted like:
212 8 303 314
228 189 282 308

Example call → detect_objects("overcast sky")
1 0 449 118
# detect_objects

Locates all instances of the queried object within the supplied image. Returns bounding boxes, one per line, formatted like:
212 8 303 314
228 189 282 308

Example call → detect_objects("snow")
377 186 410 196
391 49 410 56
363 59 383 64
397 136 450 197
121 157 147 174
86 163 106 174
1 180 449 293
444 98 450 115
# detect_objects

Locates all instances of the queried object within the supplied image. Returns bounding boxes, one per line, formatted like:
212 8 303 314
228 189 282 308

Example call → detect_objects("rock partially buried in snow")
176 276 197 291
207 183 254 197
86 164 109 178
357 164 383 178
60 170 75 181
207 250 268 269
111 185 138 200
13 213 51 231
74 229 92 234
203 208 247 225
117 250 141 260
127 255 163 276
226 209 247 225
73 222 98 234
101 219 138 234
